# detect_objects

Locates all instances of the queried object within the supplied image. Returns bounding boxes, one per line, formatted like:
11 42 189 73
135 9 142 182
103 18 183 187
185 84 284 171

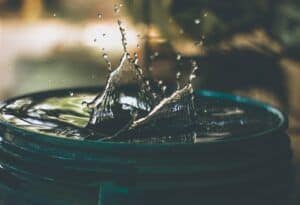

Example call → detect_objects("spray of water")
86 6 202 138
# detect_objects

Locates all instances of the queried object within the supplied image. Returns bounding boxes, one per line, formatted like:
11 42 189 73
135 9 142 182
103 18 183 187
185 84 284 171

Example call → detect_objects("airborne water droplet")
194 19 201 24
69 92 74 97
194 40 204 47
189 74 196 82
114 4 120 13
103 53 108 59
176 53 182 61
176 72 182 79
98 13 103 19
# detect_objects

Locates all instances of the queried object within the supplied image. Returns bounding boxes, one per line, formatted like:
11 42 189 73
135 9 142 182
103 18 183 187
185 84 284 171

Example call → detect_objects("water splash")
85 10 203 139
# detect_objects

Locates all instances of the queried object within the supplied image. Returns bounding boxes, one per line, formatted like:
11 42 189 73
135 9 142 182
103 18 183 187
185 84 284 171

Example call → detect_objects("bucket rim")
0 86 288 150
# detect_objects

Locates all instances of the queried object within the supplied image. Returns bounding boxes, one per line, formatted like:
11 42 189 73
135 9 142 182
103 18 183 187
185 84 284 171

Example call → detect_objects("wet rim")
0 86 288 149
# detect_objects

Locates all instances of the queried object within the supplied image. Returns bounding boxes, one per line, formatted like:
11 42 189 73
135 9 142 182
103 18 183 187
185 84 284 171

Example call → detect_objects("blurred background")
1 0 300 202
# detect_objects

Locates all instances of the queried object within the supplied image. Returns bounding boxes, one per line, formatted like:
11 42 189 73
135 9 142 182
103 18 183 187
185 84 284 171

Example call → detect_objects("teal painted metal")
0 87 294 205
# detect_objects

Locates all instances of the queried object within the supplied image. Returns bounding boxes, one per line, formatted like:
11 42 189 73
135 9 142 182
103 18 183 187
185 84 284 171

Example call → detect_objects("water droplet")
189 74 197 82
97 13 102 19
69 92 74 97
103 53 108 59
154 52 159 57
194 40 204 47
53 13 56 17
158 80 163 86
176 72 182 79
133 52 139 64
204 12 208 17
176 53 182 61
194 19 201 24
114 4 120 13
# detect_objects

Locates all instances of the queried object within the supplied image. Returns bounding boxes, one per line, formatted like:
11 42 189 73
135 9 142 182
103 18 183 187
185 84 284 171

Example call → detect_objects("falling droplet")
114 4 120 13
69 92 74 97
176 72 182 79
176 53 182 61
97 13 103 19
103 53 108 59
133 52 139 64
158 80 163 86
189 74 196 82
194 40 204 47
162 85 167 93
194 19 201 24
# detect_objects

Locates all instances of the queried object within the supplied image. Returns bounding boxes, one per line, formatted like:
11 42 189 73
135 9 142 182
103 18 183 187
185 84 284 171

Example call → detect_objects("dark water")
0 90 281 144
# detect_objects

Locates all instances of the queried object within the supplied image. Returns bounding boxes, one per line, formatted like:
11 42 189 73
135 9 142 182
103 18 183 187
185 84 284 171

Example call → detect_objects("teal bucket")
0 87 294 205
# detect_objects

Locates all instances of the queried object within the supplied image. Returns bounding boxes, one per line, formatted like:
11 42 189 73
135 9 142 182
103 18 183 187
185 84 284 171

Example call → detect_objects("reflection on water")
0 89 281 144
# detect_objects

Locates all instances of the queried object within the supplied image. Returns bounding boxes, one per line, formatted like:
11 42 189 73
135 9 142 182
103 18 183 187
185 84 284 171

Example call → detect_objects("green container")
0 87 294 205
